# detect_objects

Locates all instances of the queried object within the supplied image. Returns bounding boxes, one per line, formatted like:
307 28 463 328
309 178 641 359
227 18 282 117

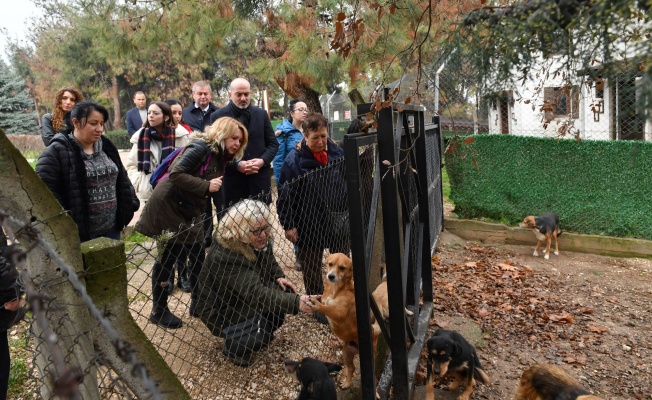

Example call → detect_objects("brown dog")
519 213 561 260
310 253 379 389
514 364 604 400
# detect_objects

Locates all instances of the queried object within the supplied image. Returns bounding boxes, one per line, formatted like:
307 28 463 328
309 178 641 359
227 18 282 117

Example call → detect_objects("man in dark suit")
210 78 278 206
125 91 147 136
182 81 219 132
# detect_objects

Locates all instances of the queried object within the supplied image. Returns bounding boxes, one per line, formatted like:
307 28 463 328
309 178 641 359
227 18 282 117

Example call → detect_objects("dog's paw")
338 377 352 390
544 253 550 260
542 248 547 253
533 251 539 257
554 251 559 256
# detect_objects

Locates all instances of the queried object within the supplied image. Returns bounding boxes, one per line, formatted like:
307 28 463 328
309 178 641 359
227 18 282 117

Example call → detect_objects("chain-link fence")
1 156 359 399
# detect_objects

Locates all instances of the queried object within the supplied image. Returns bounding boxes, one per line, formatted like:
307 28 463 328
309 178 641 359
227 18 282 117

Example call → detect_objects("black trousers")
0 330 8 400
298 242 350 296
222 312 286 358
154 242 205 292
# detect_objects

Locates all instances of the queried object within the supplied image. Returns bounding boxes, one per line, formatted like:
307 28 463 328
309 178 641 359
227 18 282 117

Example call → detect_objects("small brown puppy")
310 253 379 389
514 364 604 400
519 212 561 260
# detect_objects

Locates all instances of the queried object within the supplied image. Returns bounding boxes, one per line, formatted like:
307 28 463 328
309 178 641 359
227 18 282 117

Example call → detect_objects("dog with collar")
519 212 562 260
425 329 490 400
514 364 604 400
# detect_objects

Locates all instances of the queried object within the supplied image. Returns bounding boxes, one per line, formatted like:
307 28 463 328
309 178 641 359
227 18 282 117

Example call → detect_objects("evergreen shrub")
105 130 131 149
445 134 652 240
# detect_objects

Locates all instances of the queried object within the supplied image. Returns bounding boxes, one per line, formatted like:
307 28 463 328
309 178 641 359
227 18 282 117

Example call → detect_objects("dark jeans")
91 229 121 241
153 242 205 292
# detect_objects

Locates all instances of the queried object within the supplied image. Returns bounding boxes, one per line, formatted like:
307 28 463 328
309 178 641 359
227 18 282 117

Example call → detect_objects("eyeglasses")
293 108 309 113
249 225 271 236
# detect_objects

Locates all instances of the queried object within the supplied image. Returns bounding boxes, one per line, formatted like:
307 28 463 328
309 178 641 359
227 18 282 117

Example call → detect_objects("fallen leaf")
548 314 574 323
588 325 607 333
499 263 517 271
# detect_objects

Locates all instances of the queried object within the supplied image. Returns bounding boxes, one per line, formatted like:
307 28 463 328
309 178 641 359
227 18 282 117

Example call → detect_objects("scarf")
228 100 252 128
311 149 328 166
137 126 176 173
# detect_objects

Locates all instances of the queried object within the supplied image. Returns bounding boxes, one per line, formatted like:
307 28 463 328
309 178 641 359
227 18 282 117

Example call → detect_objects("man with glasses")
183 81 219 132
210 78 278 206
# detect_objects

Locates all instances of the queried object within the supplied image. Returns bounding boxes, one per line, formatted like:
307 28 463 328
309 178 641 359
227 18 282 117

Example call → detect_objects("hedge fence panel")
444 134 652 240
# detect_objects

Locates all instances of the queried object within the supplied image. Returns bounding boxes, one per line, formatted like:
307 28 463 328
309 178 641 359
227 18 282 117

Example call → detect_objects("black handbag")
222 316 271 355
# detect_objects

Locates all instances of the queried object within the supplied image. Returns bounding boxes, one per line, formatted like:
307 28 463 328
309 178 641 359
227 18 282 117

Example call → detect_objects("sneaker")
314 311 329 325
149 308 183 329
221 348 252 367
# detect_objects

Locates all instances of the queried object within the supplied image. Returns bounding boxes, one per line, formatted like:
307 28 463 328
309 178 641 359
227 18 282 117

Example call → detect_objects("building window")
543 86 580 119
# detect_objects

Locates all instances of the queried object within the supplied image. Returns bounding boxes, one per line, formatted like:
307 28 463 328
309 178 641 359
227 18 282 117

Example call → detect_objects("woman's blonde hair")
193 117 248 161
217 199 271 245
51 87 84 132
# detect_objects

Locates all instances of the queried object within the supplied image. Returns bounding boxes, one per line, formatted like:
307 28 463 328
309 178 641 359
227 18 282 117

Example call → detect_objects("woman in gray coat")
136 117 248 329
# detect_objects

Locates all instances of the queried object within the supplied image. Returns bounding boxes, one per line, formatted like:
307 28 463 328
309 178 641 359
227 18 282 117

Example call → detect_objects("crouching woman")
194 199 316 367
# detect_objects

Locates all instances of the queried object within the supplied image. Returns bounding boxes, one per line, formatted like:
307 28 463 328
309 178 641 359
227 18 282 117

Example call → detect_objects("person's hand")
4 298 24 311
208 176 223 192
238 158 264 175
276 277 297 293
285 228 298 243
299 295 320 313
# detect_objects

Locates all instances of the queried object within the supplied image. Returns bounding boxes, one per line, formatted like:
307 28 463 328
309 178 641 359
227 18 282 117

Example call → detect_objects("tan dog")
310 253 379 389
519 213 561 260
514 364 604 400
372 268 414 321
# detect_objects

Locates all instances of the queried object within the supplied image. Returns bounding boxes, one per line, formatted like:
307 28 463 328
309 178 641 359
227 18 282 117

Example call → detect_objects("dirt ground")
418 231 652 399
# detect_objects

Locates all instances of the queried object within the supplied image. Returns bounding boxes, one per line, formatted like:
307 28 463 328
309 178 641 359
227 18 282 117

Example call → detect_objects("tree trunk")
275 75 323 115
0 130 99 399
111 76 122 130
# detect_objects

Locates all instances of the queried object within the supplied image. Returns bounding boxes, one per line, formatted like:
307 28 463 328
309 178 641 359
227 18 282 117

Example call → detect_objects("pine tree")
0 60 38 135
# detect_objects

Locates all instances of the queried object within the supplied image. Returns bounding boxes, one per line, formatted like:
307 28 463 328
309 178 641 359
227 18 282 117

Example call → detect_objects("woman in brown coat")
136 117 248 328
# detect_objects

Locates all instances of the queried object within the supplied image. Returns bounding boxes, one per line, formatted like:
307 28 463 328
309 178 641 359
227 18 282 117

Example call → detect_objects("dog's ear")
324 362 343 374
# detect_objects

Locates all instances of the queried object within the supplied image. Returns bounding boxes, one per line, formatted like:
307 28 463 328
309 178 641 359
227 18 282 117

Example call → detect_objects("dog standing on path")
519 212 562 260
514 364 604 400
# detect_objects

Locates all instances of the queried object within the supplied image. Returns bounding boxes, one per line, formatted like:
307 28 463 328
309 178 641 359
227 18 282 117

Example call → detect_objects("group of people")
33 77 352 367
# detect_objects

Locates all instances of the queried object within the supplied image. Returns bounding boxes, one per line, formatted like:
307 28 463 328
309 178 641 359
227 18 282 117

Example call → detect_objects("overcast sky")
0 0 42 63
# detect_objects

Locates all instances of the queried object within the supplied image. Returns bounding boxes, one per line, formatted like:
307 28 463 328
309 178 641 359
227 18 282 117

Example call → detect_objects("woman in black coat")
36 101 140 241
276 113 349 323
0 230 25 400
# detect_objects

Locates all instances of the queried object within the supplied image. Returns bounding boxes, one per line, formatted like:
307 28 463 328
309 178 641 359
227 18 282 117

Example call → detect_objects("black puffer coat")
276 139 347 249
0 231 24 331
36 133 140 242
135 139 224 244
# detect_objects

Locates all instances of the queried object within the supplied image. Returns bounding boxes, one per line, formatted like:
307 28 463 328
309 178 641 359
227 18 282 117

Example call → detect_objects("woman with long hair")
125 101 190 202
136 117 248 329
41 86 84 146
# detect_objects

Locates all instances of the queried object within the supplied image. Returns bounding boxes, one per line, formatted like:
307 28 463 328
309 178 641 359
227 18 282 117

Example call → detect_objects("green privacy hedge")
444 134 652 240
105 130 131 149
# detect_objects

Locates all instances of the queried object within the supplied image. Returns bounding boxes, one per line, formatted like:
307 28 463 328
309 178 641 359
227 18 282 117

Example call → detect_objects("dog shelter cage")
342 100 444 400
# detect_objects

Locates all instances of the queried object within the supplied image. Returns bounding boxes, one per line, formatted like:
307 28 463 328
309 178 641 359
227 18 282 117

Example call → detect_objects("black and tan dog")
284 357 342 400
514 364 604 400
519 212 562 260
426 329 490 400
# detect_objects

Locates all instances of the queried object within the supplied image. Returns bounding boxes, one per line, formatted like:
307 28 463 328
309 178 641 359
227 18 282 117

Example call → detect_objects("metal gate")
342 102 444 399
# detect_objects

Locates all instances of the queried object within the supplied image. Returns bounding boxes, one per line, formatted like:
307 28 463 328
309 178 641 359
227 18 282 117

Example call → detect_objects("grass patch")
442 166 451 202
123 231 148 244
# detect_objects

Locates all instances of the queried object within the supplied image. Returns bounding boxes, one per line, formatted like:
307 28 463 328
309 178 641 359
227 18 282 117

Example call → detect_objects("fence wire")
433 53 650 142
123 158 354 399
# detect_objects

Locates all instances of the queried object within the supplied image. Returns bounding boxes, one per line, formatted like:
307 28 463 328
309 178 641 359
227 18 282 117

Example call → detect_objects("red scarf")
311 150 328 165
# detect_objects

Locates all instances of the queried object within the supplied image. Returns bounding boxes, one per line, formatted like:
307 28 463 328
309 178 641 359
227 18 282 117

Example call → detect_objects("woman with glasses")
194 199 317 367
276 113 349 325
272 99 308 186
135 117 248 329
